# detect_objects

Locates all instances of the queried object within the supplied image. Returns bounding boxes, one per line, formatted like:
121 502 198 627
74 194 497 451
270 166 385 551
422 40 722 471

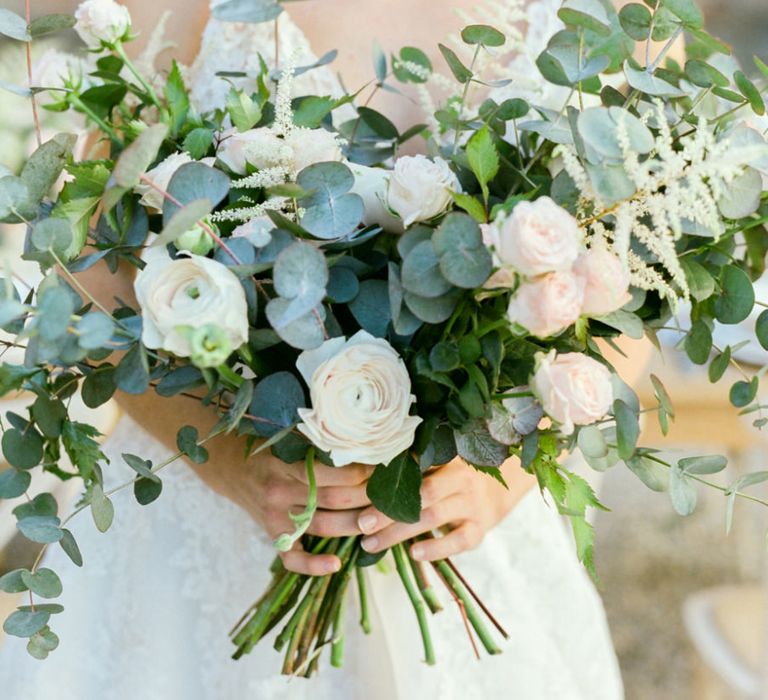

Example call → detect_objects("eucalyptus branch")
642 453 768 508
648 27 683 74
24 0 41 147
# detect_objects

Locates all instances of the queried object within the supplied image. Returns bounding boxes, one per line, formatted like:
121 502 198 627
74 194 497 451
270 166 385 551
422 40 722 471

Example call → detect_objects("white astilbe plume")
273 49 300 137
232 166 291 190
210 196 290 224
558 101 765 304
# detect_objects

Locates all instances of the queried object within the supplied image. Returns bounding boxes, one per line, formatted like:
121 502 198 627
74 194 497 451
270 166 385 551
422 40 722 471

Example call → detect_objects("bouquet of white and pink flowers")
2 0 768 676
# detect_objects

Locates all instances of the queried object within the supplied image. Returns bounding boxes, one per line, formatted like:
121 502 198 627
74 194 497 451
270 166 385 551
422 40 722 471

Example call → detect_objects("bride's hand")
224 452 374 576
356 457 536 562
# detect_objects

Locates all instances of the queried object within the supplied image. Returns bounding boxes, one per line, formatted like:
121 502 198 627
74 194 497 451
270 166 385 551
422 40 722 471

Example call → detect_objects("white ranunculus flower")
134 254 248 357
532 351 613 435
296 331 422 466
134 152 192 211
349 163 404 234
216 127 290 175
491 197 582 278
285 127 343 174
74 0 131 48
387 155 460 227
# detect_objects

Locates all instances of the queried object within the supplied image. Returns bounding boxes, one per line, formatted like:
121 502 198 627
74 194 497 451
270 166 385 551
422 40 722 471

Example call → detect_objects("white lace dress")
0 6 624 699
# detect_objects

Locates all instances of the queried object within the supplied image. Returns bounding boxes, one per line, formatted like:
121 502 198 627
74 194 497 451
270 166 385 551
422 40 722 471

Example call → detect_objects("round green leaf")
20 568 62 599
17 516 63 544
3 610 50 638
730 378 758 408
756 310 768 350
2 428 44 470
0 468 31 498
249 371 305 437
708 347 731 383
348 279 391 337
614 399 639 460
401 240 452 298
76 312 115 351
714 266 755 325
461 24 506 47
619 3 652 40
670 466 697 516
718 167 762 220
404 289 461 324
684 320 713 365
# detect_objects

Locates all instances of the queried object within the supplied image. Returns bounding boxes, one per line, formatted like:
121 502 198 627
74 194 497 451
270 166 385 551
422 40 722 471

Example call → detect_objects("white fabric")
0 7 624 698
1 416 622 699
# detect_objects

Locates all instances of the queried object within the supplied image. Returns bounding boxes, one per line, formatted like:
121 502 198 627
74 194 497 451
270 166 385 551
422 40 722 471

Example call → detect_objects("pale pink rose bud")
574 247 632 317
493 197 581 277
74 0 131 48
507 271 584 338
532 351 613 435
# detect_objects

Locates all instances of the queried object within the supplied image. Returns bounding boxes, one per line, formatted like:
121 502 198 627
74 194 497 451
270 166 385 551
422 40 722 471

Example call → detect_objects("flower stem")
433 560 500 655
409 554 443 614
393 543 436 665
273 447 318 551
114 41 162 109
356 565 372 634
69 95 120 142
330 594 347 668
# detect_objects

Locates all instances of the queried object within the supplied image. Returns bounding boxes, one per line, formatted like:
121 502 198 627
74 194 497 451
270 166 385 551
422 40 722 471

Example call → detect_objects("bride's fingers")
286 461 374 487
408 522 484 562
279 544 342 576
357 469 464 535
306 508 363 537
360 494 467 553
316 484 370 510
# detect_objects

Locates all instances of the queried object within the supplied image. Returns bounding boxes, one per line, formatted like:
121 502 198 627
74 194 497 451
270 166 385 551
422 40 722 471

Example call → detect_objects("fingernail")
358 514 378 534
324 559 341 574
411 545 425 561
361 536 379 553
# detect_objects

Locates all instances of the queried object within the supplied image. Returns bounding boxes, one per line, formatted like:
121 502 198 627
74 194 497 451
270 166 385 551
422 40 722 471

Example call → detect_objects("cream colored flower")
216 127 291 175
134 152 192 211
349 163 404 234
134 254 248 357
574 247 632 317
387 155 459 227
507 271 584 338
74 0 131 48
285 127 343 174
490 197 581 278
296 331 422 466
532 351 613 435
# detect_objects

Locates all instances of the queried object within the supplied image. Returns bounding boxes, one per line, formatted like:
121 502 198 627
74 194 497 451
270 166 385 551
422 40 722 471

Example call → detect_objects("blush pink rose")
532 351 613 435
574 247 632 316
492 197 581 277
506 271 584 338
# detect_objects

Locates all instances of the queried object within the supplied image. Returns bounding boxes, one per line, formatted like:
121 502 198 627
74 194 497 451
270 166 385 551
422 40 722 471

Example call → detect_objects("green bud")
189 324 232 368
175 219 217 256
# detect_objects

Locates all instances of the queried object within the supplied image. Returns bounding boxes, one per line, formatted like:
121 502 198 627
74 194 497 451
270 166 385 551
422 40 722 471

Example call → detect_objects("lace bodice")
186 8 345 112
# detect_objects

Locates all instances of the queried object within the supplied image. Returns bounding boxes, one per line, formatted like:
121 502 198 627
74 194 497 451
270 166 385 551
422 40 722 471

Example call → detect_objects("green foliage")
366 452 422 523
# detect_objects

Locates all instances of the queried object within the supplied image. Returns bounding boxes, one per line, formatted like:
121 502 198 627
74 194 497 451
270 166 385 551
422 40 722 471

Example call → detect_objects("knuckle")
263 479 285 502
322 489 348 510
421 479 438 503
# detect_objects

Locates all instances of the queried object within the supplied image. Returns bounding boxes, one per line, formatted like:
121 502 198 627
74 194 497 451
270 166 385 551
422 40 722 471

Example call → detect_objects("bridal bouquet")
2 0 768 676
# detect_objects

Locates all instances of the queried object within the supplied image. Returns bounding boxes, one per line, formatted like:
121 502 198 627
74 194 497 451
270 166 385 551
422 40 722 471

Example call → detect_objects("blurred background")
1 1 768 699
